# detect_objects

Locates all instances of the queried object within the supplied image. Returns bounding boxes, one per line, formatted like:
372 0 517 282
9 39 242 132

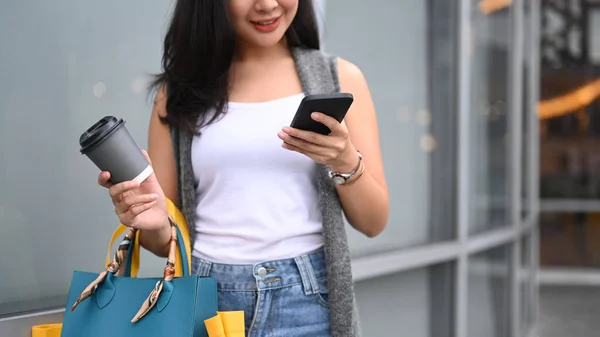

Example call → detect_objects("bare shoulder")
334 57 374 120
153 84 168 118
336 57 368 88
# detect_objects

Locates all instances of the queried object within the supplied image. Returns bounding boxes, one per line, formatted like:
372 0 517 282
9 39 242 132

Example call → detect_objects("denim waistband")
192 249 327 295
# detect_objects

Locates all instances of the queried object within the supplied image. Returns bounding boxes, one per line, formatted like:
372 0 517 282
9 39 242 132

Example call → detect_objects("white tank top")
190 93 324 264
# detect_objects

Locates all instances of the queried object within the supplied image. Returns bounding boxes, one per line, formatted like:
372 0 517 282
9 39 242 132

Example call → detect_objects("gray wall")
0 0 170 313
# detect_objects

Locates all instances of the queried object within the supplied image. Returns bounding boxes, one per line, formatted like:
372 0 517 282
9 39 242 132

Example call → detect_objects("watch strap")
328 151 362 185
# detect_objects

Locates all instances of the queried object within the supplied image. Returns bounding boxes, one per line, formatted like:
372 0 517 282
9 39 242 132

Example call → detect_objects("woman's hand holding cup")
80 116 169 231
97 150 168 231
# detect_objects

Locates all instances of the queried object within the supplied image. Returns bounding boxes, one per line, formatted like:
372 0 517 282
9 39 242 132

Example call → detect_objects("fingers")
282 142 322 161
278 131 328 154
281 112 348 145
118 200 157 226
108 180 140 204
281 126 329 147
311 112 346 136
99 150 157 228
99 149 151 189
280 112 349 156
281 142 333 166
115 193 158 214
98 171 113 188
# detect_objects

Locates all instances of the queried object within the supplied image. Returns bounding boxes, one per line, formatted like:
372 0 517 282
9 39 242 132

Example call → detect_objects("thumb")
141 150 153 166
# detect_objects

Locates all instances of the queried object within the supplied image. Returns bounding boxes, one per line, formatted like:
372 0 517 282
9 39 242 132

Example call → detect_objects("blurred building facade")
538 0 600 281
0 1 540 337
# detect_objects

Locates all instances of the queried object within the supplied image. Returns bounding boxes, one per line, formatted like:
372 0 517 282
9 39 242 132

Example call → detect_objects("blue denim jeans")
192 249 332 337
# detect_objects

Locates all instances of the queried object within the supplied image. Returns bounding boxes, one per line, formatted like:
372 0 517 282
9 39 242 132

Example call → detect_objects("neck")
234 39 291 63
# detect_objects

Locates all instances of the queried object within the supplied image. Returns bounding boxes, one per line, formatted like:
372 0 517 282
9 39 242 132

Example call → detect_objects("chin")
250 35 287 48
237 22 290 49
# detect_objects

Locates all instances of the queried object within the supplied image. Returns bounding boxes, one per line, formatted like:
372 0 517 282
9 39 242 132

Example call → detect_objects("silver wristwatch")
328 151 362 185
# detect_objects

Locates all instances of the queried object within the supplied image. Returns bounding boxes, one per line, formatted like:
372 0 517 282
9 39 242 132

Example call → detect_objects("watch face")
333 176 346 185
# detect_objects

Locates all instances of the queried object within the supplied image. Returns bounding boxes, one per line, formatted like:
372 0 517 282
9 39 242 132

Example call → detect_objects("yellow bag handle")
106 198 192 277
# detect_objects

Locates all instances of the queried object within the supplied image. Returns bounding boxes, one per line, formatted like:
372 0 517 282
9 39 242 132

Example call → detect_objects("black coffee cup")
79 116 153 185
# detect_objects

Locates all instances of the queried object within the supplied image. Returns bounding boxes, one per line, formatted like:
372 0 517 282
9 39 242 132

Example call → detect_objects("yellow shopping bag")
205 311 245 337
31 324 62 337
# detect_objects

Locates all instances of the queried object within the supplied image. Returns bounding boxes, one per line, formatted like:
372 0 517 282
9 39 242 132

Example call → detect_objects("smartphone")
290 93 354 135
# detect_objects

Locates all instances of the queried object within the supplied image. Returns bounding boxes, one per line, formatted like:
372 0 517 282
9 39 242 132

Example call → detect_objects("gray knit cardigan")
170 47 360 337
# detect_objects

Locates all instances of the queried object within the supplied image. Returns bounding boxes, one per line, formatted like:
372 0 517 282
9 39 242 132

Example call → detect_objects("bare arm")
278 58 389 236
138 86 179 257
333 57 389 237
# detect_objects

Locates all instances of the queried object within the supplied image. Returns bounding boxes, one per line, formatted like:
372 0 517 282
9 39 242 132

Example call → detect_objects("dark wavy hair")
151 0 321 134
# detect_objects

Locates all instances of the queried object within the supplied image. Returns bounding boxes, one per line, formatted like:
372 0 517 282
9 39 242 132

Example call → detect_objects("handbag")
61 213 218 337
109 199 246 337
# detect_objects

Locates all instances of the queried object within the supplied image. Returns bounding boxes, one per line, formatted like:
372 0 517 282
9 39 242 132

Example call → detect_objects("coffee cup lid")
79 116 125 154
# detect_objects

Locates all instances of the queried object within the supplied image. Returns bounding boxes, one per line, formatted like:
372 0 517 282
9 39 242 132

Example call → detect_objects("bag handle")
104 198 192 278
70 217 185 323
122 220 190 277
105 225 139 277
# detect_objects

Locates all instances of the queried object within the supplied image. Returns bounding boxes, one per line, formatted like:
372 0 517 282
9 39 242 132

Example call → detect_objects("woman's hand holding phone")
278 112 358 172
97 150 169 231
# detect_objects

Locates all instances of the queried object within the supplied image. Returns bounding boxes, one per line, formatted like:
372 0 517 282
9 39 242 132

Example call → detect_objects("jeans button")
257 267 267 277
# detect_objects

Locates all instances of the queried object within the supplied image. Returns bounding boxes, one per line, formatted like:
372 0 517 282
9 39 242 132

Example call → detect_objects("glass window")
539 0 600 278
0 0 171 316
588 9 600 65
522 72 531 221
467 245 511 337
520 235 532 332
540 211 600 268
468 1 513 235
539 0 600 201
324 0 459 256
521 0 532 222
354 263 454 337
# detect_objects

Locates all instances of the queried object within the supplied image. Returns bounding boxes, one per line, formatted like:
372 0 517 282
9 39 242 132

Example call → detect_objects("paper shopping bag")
205 311 245 337
31 324 62 337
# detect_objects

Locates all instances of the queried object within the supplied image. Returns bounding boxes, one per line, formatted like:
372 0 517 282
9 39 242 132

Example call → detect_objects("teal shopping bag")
61 220 217 337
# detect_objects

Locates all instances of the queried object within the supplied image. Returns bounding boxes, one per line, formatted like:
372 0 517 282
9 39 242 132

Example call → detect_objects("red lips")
250 17 281 33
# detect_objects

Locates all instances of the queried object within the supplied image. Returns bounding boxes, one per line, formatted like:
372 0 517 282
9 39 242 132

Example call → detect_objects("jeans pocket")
315 277 330 309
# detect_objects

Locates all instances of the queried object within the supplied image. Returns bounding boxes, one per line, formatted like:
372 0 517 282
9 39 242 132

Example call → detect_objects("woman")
98 0 389 336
